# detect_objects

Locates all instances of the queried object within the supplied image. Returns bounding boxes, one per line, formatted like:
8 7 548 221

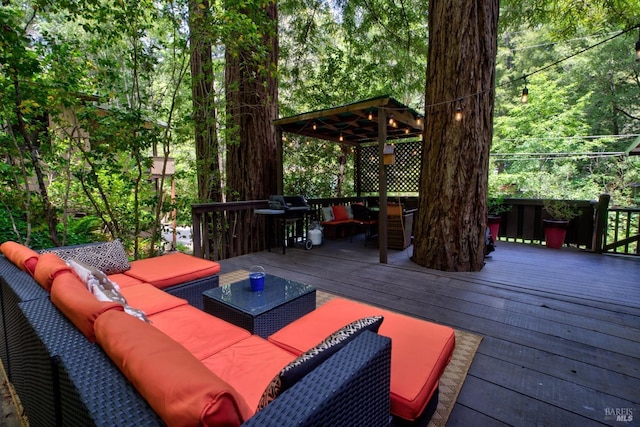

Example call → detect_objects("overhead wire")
421 23 640 110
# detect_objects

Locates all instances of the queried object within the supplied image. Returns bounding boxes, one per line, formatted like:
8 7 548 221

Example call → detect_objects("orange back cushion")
33 253 72 292
387 204 403 216
0 241 39 275
332 205 349 221
50 273 124 342
124 252 220 289
94 310 253 426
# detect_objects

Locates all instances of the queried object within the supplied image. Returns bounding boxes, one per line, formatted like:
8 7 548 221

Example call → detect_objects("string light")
424 24 640 113
635 26 640 61
388 114 395 126
312 121 317 131
454 106 463 122
339 133 344 142
521 76 529 103
368 111 374 120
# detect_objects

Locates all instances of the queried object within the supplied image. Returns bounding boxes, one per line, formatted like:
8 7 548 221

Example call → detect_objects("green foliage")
0 0 194 257
491 23 640 205
0 207 102 250
2 0 639 253
283 138 355 197
543 200 581 221
487 195 512 216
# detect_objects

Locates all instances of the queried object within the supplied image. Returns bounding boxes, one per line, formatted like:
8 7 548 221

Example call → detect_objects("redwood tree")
412 0 499 271
224 1 279 202
189 0 222 202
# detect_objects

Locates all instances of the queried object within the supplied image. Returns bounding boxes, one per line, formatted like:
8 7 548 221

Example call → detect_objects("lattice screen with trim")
358 140 422 193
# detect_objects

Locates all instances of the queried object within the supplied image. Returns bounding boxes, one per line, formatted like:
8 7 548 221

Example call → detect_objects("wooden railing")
496 198 597 249
192 197 374 260
192 194 638 260
192 200 269 260
602 205 640 255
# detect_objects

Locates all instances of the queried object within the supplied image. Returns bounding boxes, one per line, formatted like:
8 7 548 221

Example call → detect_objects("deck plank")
217 238 640 426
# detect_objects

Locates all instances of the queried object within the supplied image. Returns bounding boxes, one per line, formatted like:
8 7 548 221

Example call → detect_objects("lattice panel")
358 141 422 193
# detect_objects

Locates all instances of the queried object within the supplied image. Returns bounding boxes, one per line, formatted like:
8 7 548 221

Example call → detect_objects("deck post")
378 109 388 264
192 210 203 258
276 128 284 195
592 193 610 254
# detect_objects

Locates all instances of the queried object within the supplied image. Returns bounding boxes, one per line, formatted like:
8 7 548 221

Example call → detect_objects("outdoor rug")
0 361 28 427
219 270 483 427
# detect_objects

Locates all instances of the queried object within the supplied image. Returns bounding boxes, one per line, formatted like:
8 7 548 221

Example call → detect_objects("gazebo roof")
626 135 640 156
273 95 424 144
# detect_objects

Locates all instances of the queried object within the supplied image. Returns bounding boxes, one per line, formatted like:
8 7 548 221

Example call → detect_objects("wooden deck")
217 236 640 426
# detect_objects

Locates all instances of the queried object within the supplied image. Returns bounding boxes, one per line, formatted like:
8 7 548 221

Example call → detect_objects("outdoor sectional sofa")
0 241 392 426
0 239 455 426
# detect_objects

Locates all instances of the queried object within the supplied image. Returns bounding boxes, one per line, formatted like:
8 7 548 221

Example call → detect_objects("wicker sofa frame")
0 254 393 426
0 250 218 382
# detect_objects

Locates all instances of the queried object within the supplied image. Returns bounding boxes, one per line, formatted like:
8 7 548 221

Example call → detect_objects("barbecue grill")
268 195 311 212
257 195 314 252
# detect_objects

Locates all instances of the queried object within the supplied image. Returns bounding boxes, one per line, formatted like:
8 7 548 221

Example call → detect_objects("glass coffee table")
202 274 316 338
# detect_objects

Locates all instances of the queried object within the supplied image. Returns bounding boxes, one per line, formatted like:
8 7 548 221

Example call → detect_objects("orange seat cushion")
331 205 349 221
33 252 71 292
50 272 124 342
268 298 456 421
0 241 39 275
320 219 353 226
201 335 297 413
107 273 145 288
148 305 251 361
94 310 253 426
119 283 188 316
124 252 220 289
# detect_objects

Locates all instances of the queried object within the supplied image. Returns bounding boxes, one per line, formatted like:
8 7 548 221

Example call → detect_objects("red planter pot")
543 219 569 249
487 215 501 240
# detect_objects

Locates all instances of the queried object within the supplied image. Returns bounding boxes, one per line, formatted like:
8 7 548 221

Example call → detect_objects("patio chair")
350 204 378 245
387 203 409 249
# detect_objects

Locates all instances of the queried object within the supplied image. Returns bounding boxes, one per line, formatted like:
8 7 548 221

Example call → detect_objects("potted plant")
542 200 581 249
487 195 511 240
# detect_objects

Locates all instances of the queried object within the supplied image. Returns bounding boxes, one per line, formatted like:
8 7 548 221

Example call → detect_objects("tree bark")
224 2 279 202
11 75 60 246
412 0 498 271
189 0 222 202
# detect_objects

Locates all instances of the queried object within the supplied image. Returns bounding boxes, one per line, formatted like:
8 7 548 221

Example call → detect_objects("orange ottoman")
268 298 455 423
123 252 220 309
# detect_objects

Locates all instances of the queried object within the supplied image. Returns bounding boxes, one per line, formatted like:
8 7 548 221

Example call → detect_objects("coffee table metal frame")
202 274 316 338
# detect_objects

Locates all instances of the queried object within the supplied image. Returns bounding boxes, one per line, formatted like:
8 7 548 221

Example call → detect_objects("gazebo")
273 95 425 263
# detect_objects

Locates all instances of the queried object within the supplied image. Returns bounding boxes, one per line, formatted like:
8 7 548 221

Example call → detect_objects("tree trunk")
223 1 278 256
189 0 222 202
335 145 349 197
412 0 498 272
224 2 279 202
11 76 60 246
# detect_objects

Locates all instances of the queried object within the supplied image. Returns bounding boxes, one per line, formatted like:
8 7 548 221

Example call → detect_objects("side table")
202 274 316 338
